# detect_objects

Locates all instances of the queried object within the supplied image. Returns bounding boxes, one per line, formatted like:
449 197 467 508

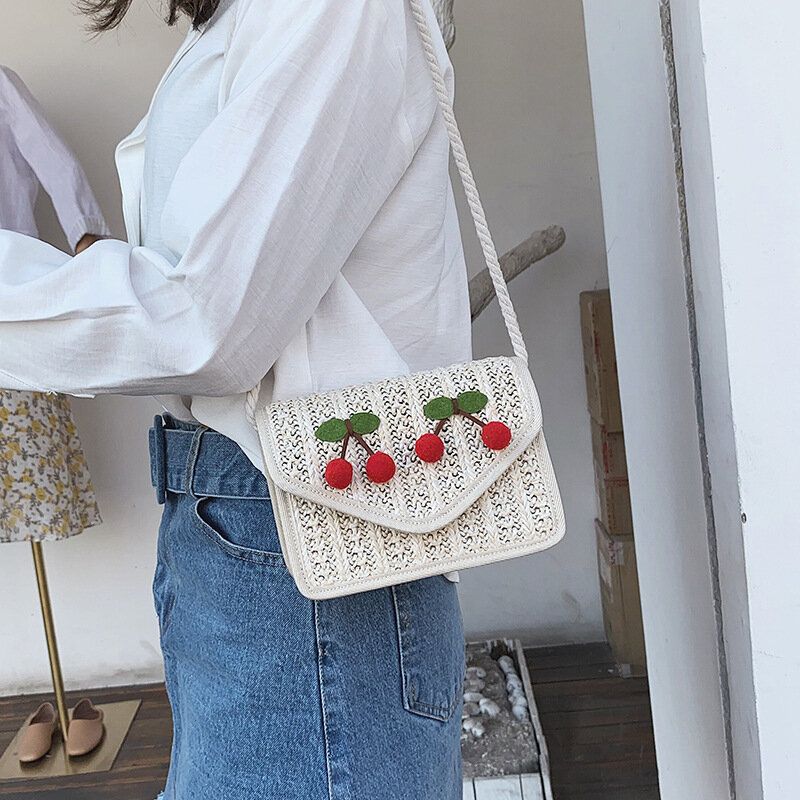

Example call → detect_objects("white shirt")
0 66 110 250
0 0 471 471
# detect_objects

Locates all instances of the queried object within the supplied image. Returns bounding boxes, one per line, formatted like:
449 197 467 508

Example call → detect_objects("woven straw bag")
248 0 565 599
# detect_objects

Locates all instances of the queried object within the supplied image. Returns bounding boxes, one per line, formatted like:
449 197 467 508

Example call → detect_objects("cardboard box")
580 290 623 431
594 461 633 535
591 418 628 480
596 520 646 675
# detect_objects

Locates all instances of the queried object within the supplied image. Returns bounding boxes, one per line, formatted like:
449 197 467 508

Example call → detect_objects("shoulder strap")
408 0 529 363
247 1 529 426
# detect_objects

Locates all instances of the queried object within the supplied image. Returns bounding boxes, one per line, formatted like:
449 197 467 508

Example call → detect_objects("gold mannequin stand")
0 542 141 781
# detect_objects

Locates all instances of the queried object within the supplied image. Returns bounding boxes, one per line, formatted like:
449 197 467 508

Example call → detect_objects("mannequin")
0 64 108 763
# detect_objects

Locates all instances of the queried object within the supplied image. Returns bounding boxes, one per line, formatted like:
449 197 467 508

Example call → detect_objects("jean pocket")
392 576 465 722
192 496 286 568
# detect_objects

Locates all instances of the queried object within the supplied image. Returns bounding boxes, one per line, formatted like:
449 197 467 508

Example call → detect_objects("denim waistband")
148 415 269 504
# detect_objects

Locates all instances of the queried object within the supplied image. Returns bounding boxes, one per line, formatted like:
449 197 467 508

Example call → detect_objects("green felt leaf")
315 418 348 442
349 412 380 435
458 391 488 413
424 396 454 420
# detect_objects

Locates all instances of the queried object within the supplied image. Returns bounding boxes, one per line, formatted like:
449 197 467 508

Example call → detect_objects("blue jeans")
149 417 464 799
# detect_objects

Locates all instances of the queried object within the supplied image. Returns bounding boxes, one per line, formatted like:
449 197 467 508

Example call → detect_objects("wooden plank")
520 774 545 800
545 719 656 746
532 677 651 710
523 642 613 670
525 662 620 684
515 641 553 800
473 775 523 800
538 704 654 730
463 779 477 800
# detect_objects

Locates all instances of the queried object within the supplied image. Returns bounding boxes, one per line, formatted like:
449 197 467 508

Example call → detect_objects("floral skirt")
0 391 101 543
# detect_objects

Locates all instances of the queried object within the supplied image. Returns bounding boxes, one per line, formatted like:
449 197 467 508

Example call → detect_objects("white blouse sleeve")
0 66 111 251
0 0 413 396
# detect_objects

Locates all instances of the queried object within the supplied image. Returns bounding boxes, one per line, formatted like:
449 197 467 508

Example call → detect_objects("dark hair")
78 0 221 31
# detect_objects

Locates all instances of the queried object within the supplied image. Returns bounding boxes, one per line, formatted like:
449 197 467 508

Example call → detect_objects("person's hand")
75 233 103 254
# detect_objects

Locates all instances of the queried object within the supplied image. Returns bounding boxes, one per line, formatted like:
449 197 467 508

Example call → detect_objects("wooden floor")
0 643 658 800
525 643 659 800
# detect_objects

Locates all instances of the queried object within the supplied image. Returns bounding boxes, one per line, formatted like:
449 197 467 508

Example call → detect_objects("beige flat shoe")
66 699 104 757
17 702 58 763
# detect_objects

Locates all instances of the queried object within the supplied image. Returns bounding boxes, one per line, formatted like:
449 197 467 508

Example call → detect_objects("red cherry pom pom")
366 452 396 483
415 433 445 463
325 458 353 489
481 421 512 451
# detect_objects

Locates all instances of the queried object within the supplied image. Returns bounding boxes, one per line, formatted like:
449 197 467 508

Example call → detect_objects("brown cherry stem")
448 397 485 428
458 410 486 428
434 419 447 435
345 421 375 456
340 433 351 459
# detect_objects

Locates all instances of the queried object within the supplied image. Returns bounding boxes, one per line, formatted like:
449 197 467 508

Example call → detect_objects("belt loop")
185 425 209 499
151 415 167 505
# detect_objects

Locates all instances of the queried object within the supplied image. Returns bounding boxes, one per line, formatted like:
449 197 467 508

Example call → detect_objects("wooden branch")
469 225 566 320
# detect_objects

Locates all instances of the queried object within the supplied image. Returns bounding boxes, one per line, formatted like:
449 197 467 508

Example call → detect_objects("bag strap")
408 0 528 363
246 0 529 427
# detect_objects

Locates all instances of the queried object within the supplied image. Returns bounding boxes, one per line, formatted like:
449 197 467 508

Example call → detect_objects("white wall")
582 1 731 797
0 0 608 695
668 0 761 795
673 2 800 797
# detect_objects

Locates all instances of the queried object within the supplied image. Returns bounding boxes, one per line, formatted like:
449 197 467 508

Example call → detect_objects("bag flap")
255 357 543 534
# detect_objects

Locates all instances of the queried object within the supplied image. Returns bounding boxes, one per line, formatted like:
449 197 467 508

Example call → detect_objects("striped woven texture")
257 357 564 598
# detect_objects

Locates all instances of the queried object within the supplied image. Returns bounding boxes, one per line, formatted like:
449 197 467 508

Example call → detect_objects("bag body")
249 0 565 599
255 356 564 599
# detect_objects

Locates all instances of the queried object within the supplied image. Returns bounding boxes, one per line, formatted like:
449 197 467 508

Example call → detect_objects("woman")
0 0 470 797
